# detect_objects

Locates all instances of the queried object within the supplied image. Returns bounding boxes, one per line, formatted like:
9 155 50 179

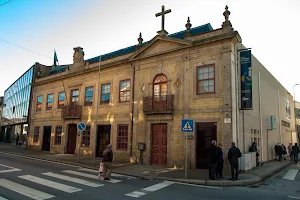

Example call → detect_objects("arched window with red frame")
153 74 167 101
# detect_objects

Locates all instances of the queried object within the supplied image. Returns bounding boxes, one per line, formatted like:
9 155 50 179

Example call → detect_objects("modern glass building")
1 66 34 143
3 67 33 123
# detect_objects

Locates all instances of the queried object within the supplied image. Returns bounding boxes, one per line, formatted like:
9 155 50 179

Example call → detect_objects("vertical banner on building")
240 50 253 110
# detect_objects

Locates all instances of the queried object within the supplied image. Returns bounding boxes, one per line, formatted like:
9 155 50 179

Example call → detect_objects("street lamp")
293 84 299 141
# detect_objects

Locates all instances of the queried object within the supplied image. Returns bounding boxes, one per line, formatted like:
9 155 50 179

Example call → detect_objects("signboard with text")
240 50 253 110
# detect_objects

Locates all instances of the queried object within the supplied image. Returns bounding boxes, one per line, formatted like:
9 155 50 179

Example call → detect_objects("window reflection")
2 67 34 123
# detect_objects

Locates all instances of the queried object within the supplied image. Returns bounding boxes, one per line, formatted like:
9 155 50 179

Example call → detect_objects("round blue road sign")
77 122 86 131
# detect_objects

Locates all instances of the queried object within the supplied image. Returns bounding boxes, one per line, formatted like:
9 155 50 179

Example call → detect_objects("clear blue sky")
1 0 300 100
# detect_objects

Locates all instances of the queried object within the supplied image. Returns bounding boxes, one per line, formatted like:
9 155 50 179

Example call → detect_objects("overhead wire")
0 0 12 7
0 38 67 64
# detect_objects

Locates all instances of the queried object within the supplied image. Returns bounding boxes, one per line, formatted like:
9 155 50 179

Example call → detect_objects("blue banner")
240 50 252 110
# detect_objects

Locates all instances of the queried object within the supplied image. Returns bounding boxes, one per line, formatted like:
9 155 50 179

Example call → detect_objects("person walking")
102 144 113 180
228 142 242 181
209 140 218 180
292 143 299 164
216 142 224 179
288 143 294 161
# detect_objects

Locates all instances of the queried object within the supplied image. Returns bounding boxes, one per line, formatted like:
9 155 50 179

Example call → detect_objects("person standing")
15 133 19 146
249 142 259 166
102 144 113 180
288 143 293 161
281 144 287 160
209 140 218 180
216 142 224 179
275 143 283 161
228 142 242 181
292 143 299 164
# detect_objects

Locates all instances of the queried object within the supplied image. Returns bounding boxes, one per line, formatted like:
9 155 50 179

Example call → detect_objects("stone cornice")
33 30 240 86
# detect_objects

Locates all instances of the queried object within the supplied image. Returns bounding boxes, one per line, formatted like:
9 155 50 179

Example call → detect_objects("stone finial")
138 32 143 45
186 17 192 31
222 5 233 32
184 17 192 38
223 5 230 22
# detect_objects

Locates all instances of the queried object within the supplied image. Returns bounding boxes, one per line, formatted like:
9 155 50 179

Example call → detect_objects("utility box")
240 153 252 171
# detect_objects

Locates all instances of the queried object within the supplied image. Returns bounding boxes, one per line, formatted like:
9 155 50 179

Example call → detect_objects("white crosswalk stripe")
0 196 9 200
19 175 82 193
125 181 175 198
283 169 298 180
62 170 122 183
77 168 136 179
42 172 104 187
0 178 54 200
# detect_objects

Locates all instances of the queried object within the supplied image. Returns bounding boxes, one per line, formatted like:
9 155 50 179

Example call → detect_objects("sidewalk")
0 143 292 186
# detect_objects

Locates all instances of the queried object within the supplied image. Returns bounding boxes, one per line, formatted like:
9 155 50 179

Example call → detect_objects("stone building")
28 6 296 169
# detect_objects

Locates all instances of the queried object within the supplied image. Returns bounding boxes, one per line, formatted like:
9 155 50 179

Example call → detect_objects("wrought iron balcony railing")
143 95 174 114
61 104 82 119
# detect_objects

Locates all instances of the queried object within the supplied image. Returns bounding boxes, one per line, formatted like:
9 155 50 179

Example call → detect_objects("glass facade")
2 67 34 124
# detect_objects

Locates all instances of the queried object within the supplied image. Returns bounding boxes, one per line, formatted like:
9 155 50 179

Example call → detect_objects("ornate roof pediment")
129 35 192 61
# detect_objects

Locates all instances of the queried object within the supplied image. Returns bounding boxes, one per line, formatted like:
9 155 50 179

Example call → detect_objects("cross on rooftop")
155 5 171 35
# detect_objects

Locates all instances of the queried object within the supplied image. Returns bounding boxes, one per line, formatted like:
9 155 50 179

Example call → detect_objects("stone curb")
145 161 293 186
0 150 292 186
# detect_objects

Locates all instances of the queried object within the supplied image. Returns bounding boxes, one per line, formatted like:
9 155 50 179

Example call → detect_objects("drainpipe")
278 89 282 144
258 72 263 162
130 63 136 157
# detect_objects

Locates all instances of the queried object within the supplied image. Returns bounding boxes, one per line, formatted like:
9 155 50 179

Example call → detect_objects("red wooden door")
67 124 77 154
151 124 168 165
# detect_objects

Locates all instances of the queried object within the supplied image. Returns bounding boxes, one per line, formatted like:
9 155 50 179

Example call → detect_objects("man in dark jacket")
292 143 299 164
216 143 224 179
228 142 242 181
102 144 113 180
209 140 218 180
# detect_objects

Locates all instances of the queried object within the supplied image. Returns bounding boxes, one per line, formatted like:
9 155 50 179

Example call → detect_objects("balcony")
61 104 82 119
143 95 174 114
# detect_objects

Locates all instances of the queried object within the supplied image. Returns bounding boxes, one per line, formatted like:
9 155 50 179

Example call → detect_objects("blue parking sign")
77 122 86 131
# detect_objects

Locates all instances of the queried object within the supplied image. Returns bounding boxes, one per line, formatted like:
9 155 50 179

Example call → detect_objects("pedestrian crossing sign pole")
181 119 194 179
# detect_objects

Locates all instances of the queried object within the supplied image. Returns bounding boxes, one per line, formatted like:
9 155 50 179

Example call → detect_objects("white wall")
236 45 297 162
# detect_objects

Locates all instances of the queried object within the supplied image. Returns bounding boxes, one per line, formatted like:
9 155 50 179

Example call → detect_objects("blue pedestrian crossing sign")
181 119 194 132
77 122 86 131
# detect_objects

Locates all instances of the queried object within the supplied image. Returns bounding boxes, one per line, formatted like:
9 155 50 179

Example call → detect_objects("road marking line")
288 196 300 199
77 168 136 179
19 175 82 193
42 172 104 187
0 164 14 169
0 196 9 200
62 170 121 183
283 169 298 180
0 163 22 174
125 191 147 198
0 151 79 168
0 168 22 173
0 178 54 200
174 182 223 189
125 181 174 198
142 181 174 192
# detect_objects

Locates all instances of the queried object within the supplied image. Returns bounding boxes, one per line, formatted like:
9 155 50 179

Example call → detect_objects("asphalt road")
0 152 298 200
